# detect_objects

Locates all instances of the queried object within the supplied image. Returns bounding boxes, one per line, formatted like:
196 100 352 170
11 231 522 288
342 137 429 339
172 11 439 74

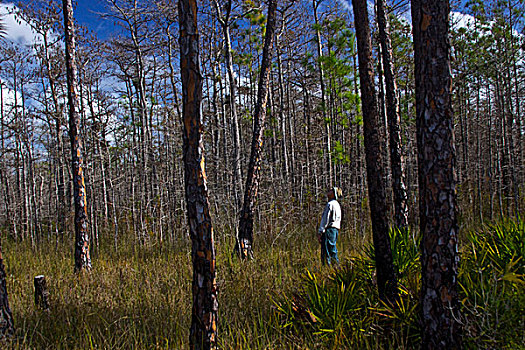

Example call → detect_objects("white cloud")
1 3 41 46
335 0 352 12
0 78 22 111
451 11 476 29
333 0 382 25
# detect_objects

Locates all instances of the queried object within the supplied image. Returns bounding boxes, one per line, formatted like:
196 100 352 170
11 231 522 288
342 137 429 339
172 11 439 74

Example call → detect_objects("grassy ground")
2 218 523 349
2 221 362 349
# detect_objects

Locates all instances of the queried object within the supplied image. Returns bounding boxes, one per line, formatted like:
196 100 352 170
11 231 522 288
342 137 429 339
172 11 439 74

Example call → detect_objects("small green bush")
460 219 524 348
277 221 525 349
275 227 422 349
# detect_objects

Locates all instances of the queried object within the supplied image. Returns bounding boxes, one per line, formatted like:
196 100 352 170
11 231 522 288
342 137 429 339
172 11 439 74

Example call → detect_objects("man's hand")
317 233 322 243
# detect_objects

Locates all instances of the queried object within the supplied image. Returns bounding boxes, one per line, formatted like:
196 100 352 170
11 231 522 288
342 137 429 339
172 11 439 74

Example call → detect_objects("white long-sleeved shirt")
318 199 341 234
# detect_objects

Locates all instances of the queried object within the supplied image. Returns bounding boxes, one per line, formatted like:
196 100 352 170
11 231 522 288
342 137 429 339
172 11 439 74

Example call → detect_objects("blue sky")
1 1 116 41
74 0 115 39
4 0 522 45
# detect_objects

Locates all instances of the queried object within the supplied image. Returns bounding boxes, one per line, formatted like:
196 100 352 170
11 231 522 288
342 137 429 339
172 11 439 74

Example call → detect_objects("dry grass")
4 217 521 349
2 220 360 349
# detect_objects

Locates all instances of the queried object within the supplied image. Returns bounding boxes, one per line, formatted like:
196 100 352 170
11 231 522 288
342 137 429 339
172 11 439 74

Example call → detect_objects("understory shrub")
277 221 524 349
460 219 524 348
275 227 421 349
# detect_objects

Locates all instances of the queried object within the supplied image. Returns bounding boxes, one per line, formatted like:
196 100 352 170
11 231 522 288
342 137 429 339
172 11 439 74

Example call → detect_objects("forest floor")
2 218 524 349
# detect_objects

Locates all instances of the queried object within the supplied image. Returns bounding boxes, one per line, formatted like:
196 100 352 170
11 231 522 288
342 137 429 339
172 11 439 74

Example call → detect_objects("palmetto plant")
276 265 367 338
274 260 421 348
362 227 421 343
274 266 374 347
364 227 420 281
460 219 524 348
462 219 524 286
275 220 525 348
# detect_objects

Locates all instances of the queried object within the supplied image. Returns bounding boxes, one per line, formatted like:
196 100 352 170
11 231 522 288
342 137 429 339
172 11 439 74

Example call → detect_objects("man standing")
318 187 342 265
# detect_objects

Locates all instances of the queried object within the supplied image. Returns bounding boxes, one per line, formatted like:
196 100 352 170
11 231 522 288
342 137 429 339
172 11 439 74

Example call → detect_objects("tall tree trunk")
63 0 91 272
178 0 218 348
411 0 462 347
0 244 14 339
475 79 483 223
276 43 290 184
286 47 297 192
351 0 398 302
377 0 409 229
42 31 66 237
21 81 41 242
235 0 277 259
0 87 12 237
487 85 495 220
14 135 22 240
56 116 66 237
213 0 243 210
211 60 221 173
313 0 332 187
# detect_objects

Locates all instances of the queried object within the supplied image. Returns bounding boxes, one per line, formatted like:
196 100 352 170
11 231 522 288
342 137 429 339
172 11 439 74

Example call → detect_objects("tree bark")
178 0 218 348
351 0 398 303
377 0 409 229
34 275 50 311
411 0 462 347
235 0 277 259
62 0 91 272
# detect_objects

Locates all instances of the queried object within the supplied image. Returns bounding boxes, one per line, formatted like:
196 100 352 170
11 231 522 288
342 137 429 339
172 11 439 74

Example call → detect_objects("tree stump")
34 275 50 311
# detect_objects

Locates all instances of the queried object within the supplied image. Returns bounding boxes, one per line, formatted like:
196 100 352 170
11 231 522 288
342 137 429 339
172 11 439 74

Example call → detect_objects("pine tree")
62 0 91 272
179 0 218 348
377 0 409 229
351 0 398 302
411 0 462 347
235 0 278 259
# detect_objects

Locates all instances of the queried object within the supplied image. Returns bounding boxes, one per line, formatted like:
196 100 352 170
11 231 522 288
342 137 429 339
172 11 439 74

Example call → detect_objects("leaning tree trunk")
178 0 218 348
351 0 398 303
235 0 277 260
377 0 409 230
62 0 91 272
0 244 14 339
411 0 462 348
